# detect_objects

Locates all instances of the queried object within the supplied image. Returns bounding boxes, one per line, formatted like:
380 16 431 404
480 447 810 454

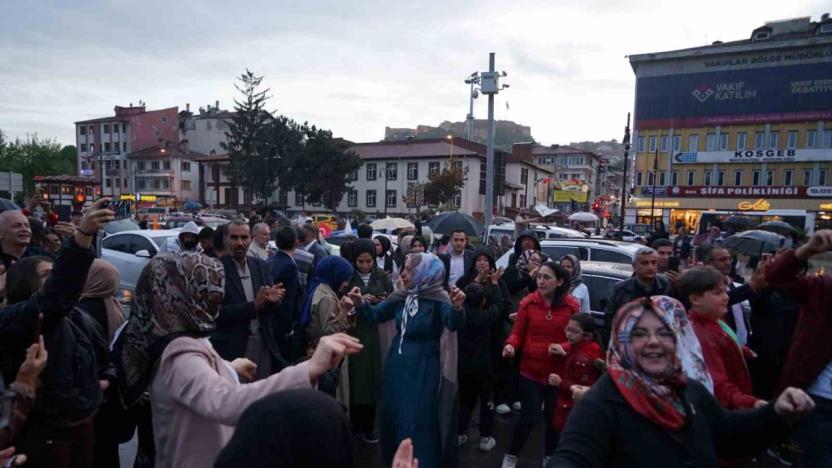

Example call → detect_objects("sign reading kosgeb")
672 148 830 164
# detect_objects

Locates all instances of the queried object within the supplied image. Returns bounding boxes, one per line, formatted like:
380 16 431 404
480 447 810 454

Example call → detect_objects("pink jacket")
150 336 312 468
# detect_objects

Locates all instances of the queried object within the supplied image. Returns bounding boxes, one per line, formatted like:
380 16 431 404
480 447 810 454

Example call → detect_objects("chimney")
186 103 190 112
215 100 219 110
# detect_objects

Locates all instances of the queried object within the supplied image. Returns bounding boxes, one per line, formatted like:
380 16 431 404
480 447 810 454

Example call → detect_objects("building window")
366 163 377 181
385 162 397 180
672 135 681 152
636 172 643 186
787 131 798 149
407 162 418 180
658 171 666 186
80 126 87 135
752 170 761 186
151 161 160 171
366 190 377 207
671 171 678 186
511 193 517 208
807 130 817 148
104 142 111 153
122 142 127 152
88 125 94 134
181 162 191 172
660 136 669 153
734 170 743 186
717 170 725 186
783 169 794 186
704 171 712 186
822 130 832 148
803 169 812 186
163 161 171 171
428 162 440 176
706 133 716 151
686 171 695 186
647 172 655 187
137 179 146 190
81 161 89 170
649 136 657 152
452 160 463 171
768 132 779 149
688 134 698 152
162 179 170 189
766 170 775 186
347 190 357 207
105 178 112 188
114 144 120 154
637 136 645 152
736 132 747 150
718 133 728 150
518 194 525 208
520 168 529 184
820 169 828 186
181 180 191 191
348 169 358 181
123 178 128 188
295 192 304 206
122 124 127 133
755 132 765 149
103 124 110 134
137 161 145 171
80 143 87 152
386 190 397 208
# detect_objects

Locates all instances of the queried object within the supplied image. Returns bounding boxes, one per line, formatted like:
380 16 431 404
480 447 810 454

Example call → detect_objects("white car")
496 238 645 269
101 229 182 307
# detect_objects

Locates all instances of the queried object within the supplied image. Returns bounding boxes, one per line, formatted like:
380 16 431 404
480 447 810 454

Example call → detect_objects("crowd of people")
0 200 830 468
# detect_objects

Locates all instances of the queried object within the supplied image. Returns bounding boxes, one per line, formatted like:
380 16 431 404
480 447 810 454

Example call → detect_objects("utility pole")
650 148 658 229
480 52 508 228
618 113 630 234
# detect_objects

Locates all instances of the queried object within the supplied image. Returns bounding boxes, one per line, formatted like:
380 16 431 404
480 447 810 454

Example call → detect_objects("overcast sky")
0 0 827 147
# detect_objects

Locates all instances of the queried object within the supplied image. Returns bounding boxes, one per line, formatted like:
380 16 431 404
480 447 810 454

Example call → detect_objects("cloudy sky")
0 0 827 147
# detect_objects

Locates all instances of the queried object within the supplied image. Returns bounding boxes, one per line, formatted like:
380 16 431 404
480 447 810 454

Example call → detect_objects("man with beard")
176 221 201 252
211 220 288 379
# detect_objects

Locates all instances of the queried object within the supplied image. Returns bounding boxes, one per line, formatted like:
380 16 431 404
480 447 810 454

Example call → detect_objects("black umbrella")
427 212 483 237
0 198 20 213
724 215 752 227
757 220 797 236
724 229 785 256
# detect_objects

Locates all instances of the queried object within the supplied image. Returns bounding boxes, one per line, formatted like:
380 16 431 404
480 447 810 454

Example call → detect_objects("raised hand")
75 198 115 248
338 295 355 315
796 229 832 261
308 333 363 384
15 335 47 389
475 268 490 284
450 286 466 311
491 267 505 285
347 287 364 307
392 438 419 468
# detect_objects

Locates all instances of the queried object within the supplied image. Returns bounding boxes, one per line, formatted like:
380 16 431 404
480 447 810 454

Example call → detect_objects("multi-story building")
504 144 552 214
127 140 203 205
628 15 832 231
277 138 506 218
75 104 180 198
512 143 600 213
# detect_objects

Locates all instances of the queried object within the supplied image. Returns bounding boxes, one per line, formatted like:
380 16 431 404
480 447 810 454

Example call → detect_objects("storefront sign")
820 203 832 210
807 186 832 197
553 190 587 203
634 200 680 208
737 199 771 211
667 186 806 198
119 193 158 202
672 148 830 164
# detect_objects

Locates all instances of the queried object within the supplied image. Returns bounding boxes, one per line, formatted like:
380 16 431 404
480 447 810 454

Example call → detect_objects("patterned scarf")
117 251 225 405
515 249 539 276
607 295 712 431
560 254 583 292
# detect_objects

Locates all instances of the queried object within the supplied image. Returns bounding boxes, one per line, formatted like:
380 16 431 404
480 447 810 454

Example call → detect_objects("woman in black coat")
548 296 815 468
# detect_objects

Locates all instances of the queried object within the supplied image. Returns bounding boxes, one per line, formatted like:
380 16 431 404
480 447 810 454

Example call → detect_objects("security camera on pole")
479 52 509 228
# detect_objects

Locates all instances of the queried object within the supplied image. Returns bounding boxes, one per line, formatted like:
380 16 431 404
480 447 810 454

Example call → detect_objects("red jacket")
689 312 757 409
553 340 603 431
506 290 579 383
766 249 832 392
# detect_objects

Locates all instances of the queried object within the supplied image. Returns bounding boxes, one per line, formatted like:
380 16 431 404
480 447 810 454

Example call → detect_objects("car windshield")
154 236 178 252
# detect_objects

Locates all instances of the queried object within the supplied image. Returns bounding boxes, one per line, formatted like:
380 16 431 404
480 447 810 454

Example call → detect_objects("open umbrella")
0 198 20 213
183 201 202 211
724 215 752 228
370 217 414 231
757 220 797 236
428 212 483 236
567 212 599 223
724 229 786 256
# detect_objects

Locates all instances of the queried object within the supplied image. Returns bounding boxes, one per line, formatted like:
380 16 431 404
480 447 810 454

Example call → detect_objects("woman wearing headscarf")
346 240 393 443
347 252 467 468
117 252 361 468
373 235 394 275
559 255 590 314
301 255 356 403
549 296 815 467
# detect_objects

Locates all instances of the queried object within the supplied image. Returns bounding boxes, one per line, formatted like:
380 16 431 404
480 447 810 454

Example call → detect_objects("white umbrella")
568 212 599 223
370 217 415 230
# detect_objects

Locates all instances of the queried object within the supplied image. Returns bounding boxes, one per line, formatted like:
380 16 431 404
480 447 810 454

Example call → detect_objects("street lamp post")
479 52 509 228
618 113 631 235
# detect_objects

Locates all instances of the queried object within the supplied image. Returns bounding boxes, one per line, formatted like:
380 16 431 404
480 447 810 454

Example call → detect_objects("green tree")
423 162 466 206
0 130 77 196
288 127 362 211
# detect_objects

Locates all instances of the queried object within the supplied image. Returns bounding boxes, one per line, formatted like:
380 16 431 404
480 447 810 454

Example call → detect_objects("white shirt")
570 283 590 314
449 251 465 287
247 242 268 261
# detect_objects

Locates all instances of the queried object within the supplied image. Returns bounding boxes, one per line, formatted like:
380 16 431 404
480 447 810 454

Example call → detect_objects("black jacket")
458 282 506 375
267 250 301 362
548 373 789 468
502 230 549 303
439 249 474 290
0 237 103 424
211 255 288 371
602 275 671 342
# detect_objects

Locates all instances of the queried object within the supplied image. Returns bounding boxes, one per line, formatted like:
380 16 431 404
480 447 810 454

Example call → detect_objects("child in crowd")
547 313 604 431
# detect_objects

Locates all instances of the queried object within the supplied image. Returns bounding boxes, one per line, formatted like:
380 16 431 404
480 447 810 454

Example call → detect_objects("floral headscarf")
117 251 225 405
608 295 712 430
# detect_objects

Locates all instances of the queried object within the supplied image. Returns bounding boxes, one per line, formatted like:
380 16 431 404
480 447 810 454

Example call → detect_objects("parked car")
485 222 586 245
579 261 634 329
164 216 203 230
495 238 644 269
101 229 182 310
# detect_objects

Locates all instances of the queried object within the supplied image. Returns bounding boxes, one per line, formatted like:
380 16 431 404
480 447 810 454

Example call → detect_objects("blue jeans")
798 394 832 468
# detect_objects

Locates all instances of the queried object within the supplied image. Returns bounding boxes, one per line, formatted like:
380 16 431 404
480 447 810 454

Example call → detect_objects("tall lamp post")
618 113 631 235
479 52 509 228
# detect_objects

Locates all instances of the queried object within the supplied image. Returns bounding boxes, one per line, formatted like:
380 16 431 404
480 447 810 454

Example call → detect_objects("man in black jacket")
267 226 302 362
603 247 670 340
0 199 114 468
439 229 474 289
212 220 287 379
